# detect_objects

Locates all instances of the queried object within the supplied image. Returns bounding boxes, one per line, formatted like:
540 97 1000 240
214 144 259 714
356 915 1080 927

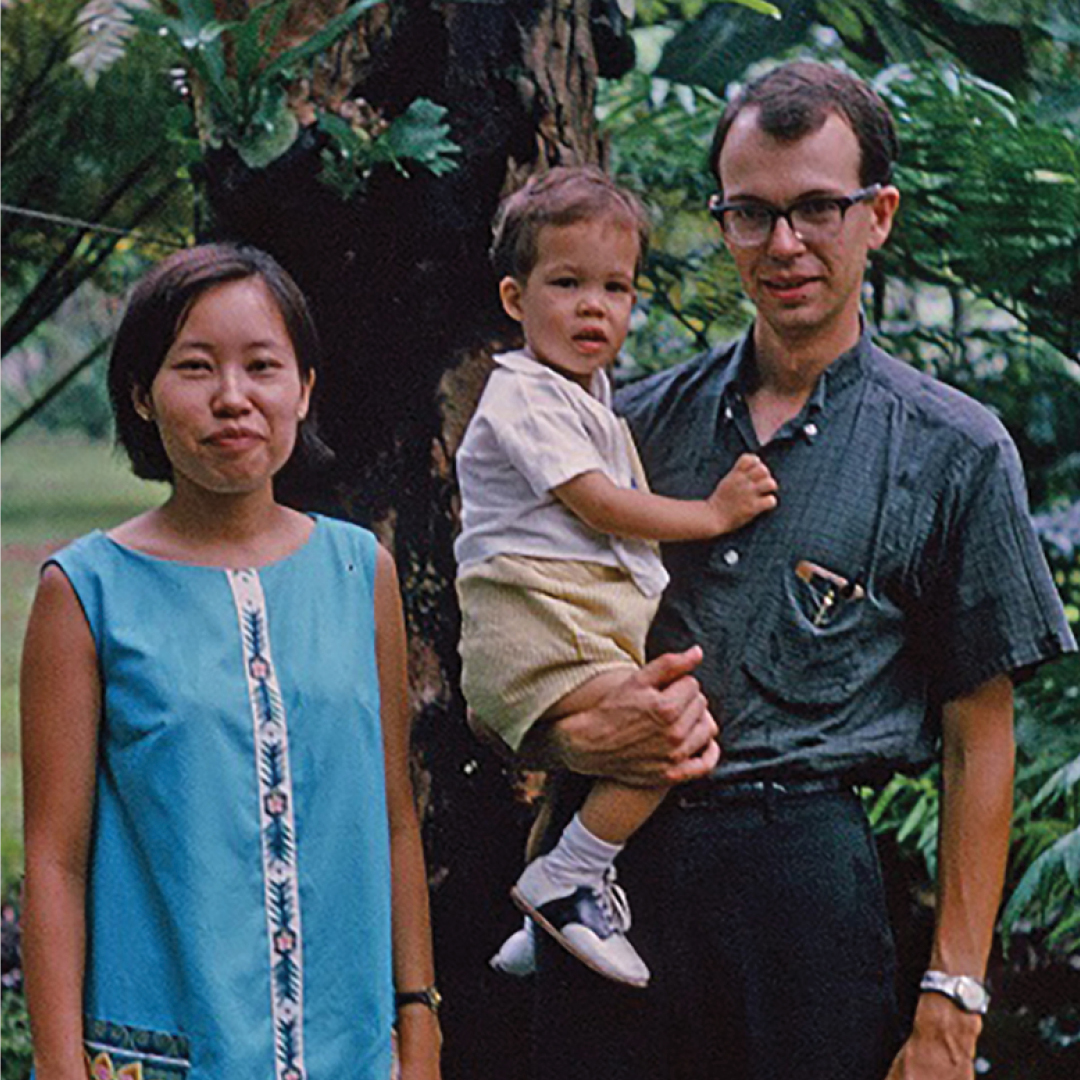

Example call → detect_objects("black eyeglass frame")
707 184 883 246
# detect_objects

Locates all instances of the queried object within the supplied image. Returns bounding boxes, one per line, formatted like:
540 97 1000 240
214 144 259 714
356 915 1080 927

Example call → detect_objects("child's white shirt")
454 349 669 597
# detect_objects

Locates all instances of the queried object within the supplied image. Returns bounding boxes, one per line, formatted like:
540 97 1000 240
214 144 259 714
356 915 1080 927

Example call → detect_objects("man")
510 62 1075 1079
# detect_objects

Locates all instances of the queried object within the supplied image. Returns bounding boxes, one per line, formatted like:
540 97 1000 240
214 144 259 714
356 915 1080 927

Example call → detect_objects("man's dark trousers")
532 785 904 1080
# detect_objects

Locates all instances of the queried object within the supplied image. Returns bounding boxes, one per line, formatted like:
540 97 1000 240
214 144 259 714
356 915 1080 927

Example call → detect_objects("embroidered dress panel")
47 517 394 1079
228 569 306 1080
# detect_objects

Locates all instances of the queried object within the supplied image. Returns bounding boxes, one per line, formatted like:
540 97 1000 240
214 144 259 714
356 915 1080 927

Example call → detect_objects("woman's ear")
298 370 315 422
498 276 525 323
131 386 154 422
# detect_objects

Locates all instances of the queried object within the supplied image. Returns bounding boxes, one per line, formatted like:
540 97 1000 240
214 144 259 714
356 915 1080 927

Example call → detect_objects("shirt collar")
494 349 612 406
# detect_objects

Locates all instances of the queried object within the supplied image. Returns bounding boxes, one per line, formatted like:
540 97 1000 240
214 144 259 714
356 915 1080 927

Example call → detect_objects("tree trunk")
199 3 603 1075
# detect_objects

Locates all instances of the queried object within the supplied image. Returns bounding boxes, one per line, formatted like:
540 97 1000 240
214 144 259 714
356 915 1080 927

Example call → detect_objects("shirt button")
724 405 734 421
722 548 740 566
804 422 819 438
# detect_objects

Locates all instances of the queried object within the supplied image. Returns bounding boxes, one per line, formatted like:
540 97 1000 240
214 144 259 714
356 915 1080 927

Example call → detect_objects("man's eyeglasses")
707 184 882 247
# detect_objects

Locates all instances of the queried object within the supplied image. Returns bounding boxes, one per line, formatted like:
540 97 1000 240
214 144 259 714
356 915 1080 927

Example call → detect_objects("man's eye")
731 205 772 226
794 199 838 222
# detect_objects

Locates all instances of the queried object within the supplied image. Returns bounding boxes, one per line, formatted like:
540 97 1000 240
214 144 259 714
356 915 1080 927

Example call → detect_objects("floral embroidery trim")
83 1018 190 1079
229 569 306 1080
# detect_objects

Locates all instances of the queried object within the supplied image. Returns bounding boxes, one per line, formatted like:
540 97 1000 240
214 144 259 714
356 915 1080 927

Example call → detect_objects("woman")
20 244 441 1080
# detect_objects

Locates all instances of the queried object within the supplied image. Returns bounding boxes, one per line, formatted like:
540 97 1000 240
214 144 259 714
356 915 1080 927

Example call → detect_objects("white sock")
539 813 624 890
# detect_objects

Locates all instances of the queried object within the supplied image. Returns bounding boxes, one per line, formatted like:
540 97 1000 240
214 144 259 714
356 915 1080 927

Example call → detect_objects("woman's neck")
112 483 312 567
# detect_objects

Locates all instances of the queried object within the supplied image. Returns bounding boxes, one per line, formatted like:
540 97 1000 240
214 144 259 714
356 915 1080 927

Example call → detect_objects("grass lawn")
1 436 160 895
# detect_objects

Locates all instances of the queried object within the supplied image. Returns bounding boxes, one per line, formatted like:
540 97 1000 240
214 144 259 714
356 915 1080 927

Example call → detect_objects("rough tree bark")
198 3 608 1076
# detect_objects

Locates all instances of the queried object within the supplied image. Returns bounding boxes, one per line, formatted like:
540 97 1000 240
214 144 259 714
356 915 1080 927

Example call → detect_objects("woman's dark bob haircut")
108 243 330 494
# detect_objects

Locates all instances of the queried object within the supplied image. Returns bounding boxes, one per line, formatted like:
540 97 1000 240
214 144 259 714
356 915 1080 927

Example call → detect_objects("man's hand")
544 646 719 786
885 994 981 1080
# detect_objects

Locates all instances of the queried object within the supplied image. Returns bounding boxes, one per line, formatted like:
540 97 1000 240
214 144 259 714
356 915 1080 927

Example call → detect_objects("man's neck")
745 317 861 444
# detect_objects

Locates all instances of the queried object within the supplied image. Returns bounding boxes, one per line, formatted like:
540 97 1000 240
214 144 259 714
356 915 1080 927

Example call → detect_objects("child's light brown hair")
490 166 651 282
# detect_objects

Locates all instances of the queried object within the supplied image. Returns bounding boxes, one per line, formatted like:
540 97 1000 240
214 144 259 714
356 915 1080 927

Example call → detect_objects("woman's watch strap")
395 985 443 1014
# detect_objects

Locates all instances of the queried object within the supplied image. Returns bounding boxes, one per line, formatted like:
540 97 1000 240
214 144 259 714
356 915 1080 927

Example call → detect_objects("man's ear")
499 276 525 323
868 185 900 251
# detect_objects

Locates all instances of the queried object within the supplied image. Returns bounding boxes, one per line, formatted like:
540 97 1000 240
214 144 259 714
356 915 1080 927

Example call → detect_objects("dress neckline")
99 513 321 572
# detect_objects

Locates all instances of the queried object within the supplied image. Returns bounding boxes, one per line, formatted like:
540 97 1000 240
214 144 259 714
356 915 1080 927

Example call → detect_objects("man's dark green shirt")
617 327 1075 783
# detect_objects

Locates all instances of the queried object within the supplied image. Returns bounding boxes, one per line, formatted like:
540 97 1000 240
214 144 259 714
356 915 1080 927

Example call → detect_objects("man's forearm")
933 673 1015 979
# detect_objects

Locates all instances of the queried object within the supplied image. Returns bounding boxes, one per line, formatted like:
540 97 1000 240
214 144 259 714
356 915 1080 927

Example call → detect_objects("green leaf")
237 88 298 169
655 0 816 91
374 98 461 177
1001 826 1080 937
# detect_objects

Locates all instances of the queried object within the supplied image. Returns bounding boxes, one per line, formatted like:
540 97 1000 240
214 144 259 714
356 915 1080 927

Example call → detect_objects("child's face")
499 217 638 388
137 277 313 499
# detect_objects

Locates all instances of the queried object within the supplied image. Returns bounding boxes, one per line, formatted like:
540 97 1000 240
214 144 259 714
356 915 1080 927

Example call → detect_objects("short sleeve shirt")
617 327 1075 782
455 350 669 597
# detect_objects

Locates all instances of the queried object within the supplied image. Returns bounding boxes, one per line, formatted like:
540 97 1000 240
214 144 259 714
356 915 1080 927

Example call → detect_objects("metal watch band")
919 969 990 1015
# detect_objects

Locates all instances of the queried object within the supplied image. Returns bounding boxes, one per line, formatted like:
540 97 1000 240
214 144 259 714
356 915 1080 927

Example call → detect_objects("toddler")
455 167 777 986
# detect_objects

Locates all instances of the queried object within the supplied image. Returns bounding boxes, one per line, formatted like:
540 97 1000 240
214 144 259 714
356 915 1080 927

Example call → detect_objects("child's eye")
551 277 578 289
606 281 631 294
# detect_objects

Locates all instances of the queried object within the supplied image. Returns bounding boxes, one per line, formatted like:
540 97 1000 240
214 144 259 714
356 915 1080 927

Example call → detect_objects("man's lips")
761 275 819 299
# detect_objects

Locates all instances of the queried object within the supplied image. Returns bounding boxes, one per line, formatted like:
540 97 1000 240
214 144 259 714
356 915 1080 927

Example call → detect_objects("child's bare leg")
500 668 663 987
543 668 670 845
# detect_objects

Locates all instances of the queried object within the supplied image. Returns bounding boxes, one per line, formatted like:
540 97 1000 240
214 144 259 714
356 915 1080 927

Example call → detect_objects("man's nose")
766 214 806 257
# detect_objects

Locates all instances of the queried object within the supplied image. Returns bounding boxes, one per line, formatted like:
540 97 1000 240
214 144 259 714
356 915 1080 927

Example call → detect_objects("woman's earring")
135 404 154 422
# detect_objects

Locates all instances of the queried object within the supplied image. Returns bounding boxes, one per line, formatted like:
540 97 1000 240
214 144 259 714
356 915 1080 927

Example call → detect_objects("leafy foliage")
124 0 460 186
1 0 191 344
875 63 1080 361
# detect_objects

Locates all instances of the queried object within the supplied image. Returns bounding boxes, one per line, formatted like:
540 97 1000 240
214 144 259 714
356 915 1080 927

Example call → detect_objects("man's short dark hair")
490 165 651 281
709 61 899 190
108 242 329 491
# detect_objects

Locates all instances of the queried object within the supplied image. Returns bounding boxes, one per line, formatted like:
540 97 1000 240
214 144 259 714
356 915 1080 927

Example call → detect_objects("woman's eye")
174 358 211 372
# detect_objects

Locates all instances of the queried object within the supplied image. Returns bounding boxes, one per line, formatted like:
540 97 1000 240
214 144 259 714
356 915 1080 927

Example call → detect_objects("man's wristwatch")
919 970 990 1015
394 985 443 1015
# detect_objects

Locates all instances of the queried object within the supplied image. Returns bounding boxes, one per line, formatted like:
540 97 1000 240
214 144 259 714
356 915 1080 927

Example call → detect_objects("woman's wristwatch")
919 970 990 1014
395 986 443 1015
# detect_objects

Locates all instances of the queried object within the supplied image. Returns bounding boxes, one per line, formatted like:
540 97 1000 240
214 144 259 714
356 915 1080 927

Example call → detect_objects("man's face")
716 109 898 354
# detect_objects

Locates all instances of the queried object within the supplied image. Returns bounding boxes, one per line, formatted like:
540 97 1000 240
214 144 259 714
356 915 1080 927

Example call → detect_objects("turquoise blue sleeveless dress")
49 515 394 1080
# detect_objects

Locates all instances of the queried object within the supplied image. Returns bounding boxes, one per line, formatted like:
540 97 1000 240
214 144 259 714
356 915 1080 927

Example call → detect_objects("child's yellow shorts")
457 554 660 753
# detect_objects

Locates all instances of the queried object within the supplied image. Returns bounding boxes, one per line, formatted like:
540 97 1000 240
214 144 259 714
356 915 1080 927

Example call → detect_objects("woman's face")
137 277 313 499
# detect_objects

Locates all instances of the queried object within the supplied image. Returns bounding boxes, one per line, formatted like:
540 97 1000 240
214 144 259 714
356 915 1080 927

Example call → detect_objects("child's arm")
375 546 441 1080
554 453 777 542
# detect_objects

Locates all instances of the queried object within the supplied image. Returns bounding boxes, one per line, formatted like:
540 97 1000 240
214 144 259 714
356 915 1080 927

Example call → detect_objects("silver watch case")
919 970 990 1015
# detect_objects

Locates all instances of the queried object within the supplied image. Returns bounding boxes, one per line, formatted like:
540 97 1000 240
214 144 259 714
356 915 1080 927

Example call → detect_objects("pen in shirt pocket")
795 560 865 626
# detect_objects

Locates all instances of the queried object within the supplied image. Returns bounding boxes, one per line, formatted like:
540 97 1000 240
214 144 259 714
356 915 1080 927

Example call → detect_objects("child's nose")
577 289 605 315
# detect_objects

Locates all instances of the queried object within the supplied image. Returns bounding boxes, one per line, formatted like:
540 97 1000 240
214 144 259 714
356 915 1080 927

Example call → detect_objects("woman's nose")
211 370 251 414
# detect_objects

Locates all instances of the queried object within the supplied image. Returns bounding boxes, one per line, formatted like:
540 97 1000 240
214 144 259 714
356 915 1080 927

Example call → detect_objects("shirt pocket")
741 558 900 707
